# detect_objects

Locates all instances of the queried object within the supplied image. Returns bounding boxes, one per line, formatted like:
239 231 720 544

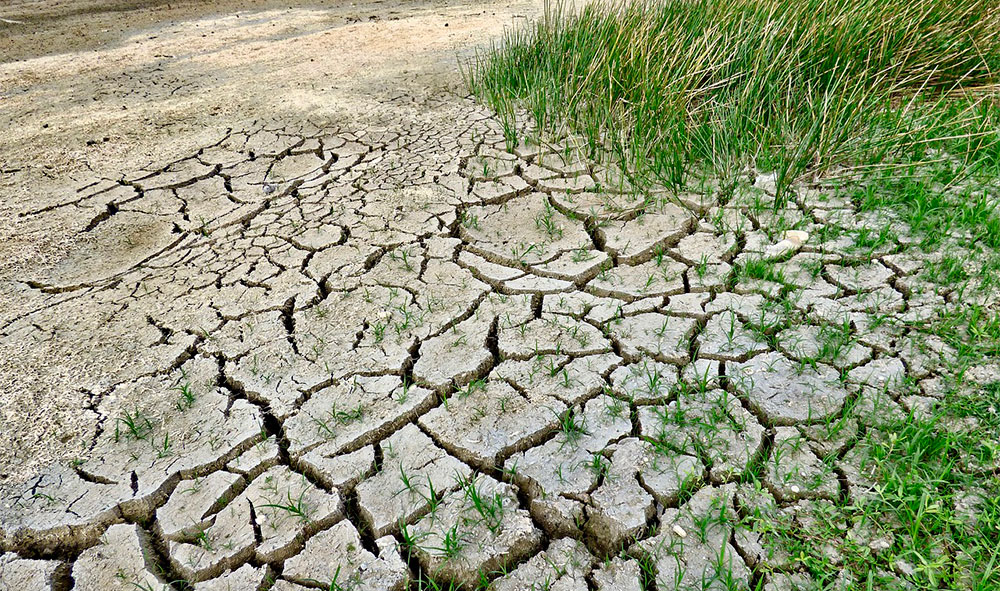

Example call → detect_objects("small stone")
785 230 809 244
764 239 801 260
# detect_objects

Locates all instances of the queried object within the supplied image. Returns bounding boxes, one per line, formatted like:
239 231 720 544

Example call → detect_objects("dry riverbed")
1 1 993 590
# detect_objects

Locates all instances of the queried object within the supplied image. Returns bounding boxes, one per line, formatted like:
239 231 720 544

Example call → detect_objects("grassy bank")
467 0 1000 198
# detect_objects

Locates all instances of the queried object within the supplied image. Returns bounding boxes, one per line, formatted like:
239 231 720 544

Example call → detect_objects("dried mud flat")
1 2 995 590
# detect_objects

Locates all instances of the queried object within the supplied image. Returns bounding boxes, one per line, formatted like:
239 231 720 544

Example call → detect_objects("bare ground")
0 0 536 482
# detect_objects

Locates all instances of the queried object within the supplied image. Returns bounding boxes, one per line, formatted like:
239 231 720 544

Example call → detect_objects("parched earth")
1 2 995 590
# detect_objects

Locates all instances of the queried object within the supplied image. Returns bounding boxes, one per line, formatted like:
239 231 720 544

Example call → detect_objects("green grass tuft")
467 0 1000 199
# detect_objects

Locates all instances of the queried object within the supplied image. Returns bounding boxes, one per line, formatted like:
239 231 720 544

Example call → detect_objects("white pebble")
784 230 810 244
672 524 687 538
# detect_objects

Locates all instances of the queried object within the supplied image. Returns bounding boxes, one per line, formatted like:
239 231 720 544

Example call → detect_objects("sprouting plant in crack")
604 394 628 419
462 479 505 533
389 247 415 272
635 555 660 591
554 462 567 484
559 367 574 389
742 257 786 284
643 363 666 396
652 244 667 267
260 488 312 524
173 380 195 411
498 310 517 329
722 312 740 349
596 260 613 282
695 255 710 280
458 378 487 399
642 272 657 293
653 317 673 339
192 525 213 551
114 407 154 443
556 409 588 447
127 580 157 591
585 452 609 480
371 320 387 343
449 331 470 349
437 523 467 558
396 378 412 404
398 463 417 495
543 356 561 378
459 210 481 231
312 403 365 439
31 492 59 506
306 565 356 591
156 432 173 458
690 365 714 394
571 244 594 262
418 475 443 515
500 459 519 482
310 338 327 359
399 522 429 555
854 223 895 254
113 568 160 591
543 553 572 580
511 242 541 266
690 496 733 544
393 304 414 334
709 543 743 591
568 324 591 347
535 199 564 241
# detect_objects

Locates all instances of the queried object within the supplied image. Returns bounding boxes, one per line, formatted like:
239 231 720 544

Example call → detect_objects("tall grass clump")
467 0 1000 197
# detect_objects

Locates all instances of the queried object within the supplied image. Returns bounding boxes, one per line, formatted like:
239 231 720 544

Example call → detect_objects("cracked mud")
0 1 992 590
